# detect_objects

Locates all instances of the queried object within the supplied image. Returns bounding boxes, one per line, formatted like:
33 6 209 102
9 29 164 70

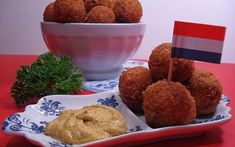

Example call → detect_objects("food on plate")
54 0 86 23
148 43 195 84
84 0 116 12
11 52 84 107
119 66 152 112
84 6 116 23
43 3 56 22
143 81 196 128
113 0 142 23
45 105 127 144
188 69 222 116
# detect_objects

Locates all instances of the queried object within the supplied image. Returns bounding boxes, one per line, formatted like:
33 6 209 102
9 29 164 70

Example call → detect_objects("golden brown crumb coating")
143 81 196 128
84 6 116 23
43 3 56 22
54 0 86 23
148 43 195 83
84 0 116 12
119 66 152 112
113 0 142 23
188 69 222 116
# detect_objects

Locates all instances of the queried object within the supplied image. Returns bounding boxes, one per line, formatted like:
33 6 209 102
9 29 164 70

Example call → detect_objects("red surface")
0 55 234 147
174 21 226 41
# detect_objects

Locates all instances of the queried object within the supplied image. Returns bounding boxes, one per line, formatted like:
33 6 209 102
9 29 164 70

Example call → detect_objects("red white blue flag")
171 21 226 63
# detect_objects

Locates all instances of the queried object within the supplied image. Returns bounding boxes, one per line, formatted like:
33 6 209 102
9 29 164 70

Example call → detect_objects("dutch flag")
171 21 226 63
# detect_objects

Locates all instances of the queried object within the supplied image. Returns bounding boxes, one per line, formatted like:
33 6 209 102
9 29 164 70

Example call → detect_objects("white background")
0 0 234 63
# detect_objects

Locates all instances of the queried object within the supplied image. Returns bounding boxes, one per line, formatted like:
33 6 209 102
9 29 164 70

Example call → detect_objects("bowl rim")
40 21 146 26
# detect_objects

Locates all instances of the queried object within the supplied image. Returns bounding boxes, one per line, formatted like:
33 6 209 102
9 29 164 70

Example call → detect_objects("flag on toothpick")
171 21 226 63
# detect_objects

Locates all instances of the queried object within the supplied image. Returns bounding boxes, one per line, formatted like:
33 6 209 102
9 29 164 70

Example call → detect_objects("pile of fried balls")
119 43 222 128
43 0 142 23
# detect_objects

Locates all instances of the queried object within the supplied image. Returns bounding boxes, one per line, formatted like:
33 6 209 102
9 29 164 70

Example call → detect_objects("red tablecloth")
0 55 234 147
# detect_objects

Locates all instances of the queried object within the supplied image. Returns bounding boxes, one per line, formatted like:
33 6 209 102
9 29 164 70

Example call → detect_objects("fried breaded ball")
43 3 56 22
84 6 116 23
119 66 152 112
188 69 222 116
54 0 86 23
143 81 196 128
148 43 195 84
113 0 142 23
84 0 116 12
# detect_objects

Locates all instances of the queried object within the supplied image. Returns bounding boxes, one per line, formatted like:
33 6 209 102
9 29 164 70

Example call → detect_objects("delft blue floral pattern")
2 120 9 131
129 125 143 133
221 95 230 103
204 115 226 123
2 114 45 134
40 98 65 116
49 141 70 147
97 95 119 108
195 114 227 124
94 80 118 89
83 79 119 92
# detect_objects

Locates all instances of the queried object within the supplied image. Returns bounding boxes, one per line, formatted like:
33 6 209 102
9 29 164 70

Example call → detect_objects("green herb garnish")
11 52 84 106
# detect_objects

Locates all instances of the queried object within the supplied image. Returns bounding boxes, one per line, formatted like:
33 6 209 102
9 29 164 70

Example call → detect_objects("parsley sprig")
11 52 84 106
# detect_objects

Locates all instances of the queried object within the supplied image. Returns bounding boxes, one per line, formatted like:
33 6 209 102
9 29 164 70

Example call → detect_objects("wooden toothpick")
167 58 174 83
